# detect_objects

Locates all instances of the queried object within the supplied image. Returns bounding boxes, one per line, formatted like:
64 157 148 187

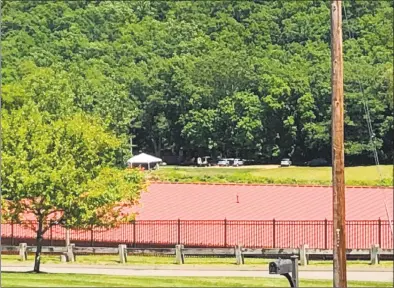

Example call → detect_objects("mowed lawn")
2 273 392 287
2 254 393 268
151 165 393 186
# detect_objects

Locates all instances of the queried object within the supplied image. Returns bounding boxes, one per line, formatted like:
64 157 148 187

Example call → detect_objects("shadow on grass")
4 271 50 274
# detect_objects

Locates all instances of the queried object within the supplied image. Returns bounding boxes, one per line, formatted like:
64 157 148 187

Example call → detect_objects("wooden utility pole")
330 1 347 287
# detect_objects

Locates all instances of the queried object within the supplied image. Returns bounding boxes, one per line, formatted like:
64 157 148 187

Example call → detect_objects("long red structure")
137 183 393 221
1 183 392 249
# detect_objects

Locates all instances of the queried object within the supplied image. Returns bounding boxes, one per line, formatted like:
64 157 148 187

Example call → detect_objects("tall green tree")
1 104 147 272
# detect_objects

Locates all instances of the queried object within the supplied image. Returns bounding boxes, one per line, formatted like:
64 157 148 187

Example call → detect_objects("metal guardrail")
2 244 392 265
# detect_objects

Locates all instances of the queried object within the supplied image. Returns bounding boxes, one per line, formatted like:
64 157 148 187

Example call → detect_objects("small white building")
126 153 163 170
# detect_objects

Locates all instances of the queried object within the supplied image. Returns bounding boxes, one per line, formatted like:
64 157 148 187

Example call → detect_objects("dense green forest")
2 1 393 165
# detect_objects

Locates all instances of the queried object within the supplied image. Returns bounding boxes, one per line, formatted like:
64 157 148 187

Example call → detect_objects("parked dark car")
306 158 328 167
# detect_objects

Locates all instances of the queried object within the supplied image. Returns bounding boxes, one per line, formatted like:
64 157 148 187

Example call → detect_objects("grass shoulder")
2 272 393 287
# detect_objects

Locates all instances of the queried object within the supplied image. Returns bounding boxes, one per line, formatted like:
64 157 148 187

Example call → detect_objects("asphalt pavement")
2 264 393 283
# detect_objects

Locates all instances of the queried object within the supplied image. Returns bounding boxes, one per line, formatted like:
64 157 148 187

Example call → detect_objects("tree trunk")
158 137 162 158
152 139 158 156
34 219 44 273
65 228 70 246
152 137 162 158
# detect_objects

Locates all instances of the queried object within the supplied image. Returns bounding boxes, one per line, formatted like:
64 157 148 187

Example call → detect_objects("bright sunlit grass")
150 165 392 186
2 272 392 287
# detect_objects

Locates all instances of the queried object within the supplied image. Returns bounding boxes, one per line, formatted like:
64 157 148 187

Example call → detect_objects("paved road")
2 264 393 283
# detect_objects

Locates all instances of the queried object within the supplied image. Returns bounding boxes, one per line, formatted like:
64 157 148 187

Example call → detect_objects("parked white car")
280 158 292 167
217 159 230 167
233 159 244 167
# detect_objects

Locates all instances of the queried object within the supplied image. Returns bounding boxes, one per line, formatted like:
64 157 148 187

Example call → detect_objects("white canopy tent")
127 153 163 170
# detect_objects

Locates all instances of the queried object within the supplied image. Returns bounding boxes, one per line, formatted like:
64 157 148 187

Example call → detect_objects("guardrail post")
299 244 309 266
66 243 75 262
60 253 67 262
118 244 128 264
19 243 27 261
235 244 244 265
224 218 227 247
175 244 184 264
370 244 379 265
272 219 276 248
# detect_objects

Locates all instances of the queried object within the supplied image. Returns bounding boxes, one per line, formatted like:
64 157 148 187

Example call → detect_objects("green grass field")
2 272 392 287
2 254 393 268
150 165 393 186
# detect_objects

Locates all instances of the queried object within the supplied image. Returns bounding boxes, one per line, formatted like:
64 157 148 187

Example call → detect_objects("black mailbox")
269 258 293 275
268 256 299 288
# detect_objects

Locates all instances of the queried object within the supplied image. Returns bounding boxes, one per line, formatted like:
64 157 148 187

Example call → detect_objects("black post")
324 218 328 250
177 219 181 245
133 220 136 248
378 218 382 247
50 225 53 246
273 218 276 248
283 274 295 288
11 221 14 246
90 227 94 247
224 218 227 247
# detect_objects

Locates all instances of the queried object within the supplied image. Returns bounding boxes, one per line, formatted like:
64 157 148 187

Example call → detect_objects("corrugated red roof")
135 183 393 221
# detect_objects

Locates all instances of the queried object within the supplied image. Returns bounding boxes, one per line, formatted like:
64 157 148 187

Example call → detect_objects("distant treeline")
2 1 393 164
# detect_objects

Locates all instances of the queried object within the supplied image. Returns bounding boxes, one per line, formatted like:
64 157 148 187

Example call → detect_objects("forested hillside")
2 1 393 165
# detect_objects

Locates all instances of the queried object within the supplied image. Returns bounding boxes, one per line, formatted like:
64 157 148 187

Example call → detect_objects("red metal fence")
1 219 392 249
